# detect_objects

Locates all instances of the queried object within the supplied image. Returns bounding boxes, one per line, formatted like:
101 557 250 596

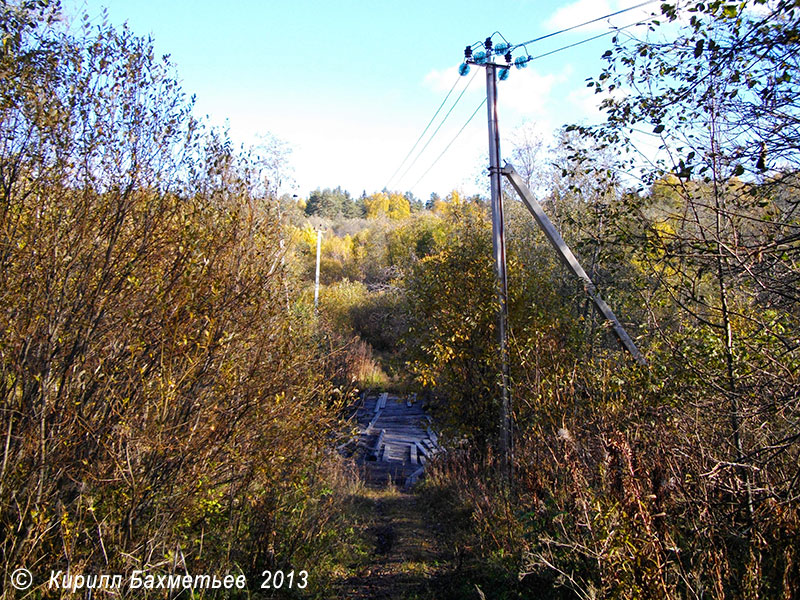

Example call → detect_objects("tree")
304 186 359 218
508 121 545 190
364 191 410 220
576 1 800 594
253 132 294 199
0 10 359 590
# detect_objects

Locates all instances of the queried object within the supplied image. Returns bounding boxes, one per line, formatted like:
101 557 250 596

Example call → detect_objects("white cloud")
424 66 463 93
498 65 567 120
547 0 613 30
423 64 484 102
566 82 628 124
545 0 661 32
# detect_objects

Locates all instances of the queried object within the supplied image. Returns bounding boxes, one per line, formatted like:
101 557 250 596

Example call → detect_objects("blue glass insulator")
499 67 510 81
473 51 487 65
514 56 528 69
494 42 510 54
458 63 470 76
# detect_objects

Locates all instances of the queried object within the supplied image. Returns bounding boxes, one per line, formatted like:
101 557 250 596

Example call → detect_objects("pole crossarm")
501 162 647 366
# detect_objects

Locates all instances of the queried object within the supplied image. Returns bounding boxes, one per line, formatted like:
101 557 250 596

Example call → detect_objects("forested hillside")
1 1 798 599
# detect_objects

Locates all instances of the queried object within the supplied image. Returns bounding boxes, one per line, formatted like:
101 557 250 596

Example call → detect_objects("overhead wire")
393 68 480 188
396 2 659 192
516 19 647 66
511 0 658 51
384 73 463 190
408 20 651 190
411 97 488 189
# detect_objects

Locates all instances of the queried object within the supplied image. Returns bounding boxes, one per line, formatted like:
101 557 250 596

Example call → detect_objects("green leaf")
653 124 665 134
694 38 704 58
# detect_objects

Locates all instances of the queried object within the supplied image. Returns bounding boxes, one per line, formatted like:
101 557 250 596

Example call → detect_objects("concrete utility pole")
314 229 322 309
459 35 647 480
485 59 513 480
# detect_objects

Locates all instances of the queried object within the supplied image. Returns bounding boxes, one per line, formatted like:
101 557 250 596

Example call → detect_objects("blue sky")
61 0 662 200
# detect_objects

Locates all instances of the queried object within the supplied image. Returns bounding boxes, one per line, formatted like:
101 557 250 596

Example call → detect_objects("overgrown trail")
335 486 452 599
329 392 458 598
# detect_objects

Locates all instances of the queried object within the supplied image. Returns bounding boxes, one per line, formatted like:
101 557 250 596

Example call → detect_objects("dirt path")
328 392 459 599
334 485 452 600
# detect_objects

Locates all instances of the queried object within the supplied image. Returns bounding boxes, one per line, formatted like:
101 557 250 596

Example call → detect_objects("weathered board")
349 392 441 486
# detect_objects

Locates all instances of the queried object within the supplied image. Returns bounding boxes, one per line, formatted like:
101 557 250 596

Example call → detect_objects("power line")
402 6 657 192
411 97 487 190
516 19 645 66
384 73 462 190
411 20 647 190
512 0 658 51
394 68 480 188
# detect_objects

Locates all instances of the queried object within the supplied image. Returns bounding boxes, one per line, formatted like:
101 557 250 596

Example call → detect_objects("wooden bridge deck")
346 392 441 487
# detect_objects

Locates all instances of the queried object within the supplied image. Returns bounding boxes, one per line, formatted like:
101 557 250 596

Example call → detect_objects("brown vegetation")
0 6 364 596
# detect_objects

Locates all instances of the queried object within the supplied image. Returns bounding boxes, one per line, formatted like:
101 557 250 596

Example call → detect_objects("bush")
0 9 358 595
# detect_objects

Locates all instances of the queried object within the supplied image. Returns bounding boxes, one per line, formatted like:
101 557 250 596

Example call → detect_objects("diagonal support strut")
502 162 647 366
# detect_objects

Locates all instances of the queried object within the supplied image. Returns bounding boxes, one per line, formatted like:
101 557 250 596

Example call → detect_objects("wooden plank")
382 445 400 462
375 433 421 442
383 427 427 435
370 429 385 460
366 409 382 433
357 390 443 481
384 437 428 445
378 424 423 431
415 441 431 459
336 439 354 452
426 427 438 445
405 465 425 488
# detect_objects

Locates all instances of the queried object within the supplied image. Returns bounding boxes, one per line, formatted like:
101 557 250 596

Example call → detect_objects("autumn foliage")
0 6 358 595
